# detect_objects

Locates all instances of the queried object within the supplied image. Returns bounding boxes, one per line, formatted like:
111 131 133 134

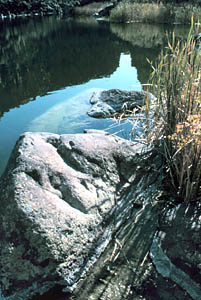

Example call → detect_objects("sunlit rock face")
1 130 200 300
0 130 141 300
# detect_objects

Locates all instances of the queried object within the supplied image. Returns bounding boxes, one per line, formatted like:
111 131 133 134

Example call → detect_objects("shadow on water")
0 16 121 114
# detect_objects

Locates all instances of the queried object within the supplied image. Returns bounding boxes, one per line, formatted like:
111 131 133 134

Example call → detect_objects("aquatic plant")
145 19 201 203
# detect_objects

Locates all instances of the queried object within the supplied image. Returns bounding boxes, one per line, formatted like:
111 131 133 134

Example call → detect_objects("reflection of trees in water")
110 22 191 48
0 16 65 111
0 17 122 115
110 22 191 84
110 23 169 48
130 47 159 84
0 17 189 117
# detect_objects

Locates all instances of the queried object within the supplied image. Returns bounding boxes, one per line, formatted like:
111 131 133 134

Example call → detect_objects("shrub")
109 1 201 24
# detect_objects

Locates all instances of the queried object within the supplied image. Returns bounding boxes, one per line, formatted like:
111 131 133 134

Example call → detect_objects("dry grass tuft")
145 19 201 203
110 2 201 24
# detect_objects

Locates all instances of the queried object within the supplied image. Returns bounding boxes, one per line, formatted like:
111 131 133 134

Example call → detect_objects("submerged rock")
0 130 141 300
87 89 153 118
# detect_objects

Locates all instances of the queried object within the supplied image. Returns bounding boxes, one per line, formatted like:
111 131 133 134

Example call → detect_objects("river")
0 15 191 299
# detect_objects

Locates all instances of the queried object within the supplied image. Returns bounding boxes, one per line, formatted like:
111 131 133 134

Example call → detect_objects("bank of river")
0 15 192 300
109 1 201 24
0 16 192 178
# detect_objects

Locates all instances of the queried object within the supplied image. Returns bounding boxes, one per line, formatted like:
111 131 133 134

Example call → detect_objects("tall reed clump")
145 21 201 203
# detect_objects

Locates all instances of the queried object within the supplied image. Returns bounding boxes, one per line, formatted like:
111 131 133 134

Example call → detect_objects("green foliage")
0 0 74 15
146 19 201 203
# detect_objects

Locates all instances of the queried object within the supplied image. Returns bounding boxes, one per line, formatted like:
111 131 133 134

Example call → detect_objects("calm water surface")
0 15 192 299
0 17 190 177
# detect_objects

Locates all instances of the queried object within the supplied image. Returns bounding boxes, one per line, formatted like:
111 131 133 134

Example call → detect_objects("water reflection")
0 16 191 177
28 54 138 133
0 16 123 115
110 22 191 84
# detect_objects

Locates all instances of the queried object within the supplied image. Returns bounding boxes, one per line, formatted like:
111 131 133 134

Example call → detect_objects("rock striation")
0 128 201 300
0 130 141 299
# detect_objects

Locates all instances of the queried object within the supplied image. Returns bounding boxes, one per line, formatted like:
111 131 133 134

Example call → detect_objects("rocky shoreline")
0 89 201 300
0 129 143 299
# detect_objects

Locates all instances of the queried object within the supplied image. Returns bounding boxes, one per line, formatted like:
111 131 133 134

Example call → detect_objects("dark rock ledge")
0 129 201 300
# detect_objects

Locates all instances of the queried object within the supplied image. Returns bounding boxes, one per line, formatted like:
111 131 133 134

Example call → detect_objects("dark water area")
0 15 192 300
